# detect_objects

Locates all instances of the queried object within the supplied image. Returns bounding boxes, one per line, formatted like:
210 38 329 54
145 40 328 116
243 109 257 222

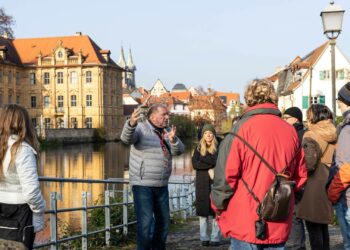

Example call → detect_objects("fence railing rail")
34 176 195 249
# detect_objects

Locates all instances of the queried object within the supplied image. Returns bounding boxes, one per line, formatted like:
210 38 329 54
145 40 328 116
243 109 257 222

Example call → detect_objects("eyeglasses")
283 116 293 120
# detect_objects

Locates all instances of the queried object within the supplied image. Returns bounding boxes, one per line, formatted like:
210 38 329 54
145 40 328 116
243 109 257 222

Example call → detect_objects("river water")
35 140 196 244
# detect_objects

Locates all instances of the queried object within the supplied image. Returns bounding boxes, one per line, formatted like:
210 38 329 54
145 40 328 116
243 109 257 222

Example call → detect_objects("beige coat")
296 120 337 224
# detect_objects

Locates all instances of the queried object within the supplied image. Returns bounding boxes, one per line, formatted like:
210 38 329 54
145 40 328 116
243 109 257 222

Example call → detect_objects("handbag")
230 133 300 222
0 203 35 249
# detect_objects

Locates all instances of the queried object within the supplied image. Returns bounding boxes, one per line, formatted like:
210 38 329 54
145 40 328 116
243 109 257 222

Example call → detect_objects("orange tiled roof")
12 35 118 66
170 91 191 101
189 96 226 111
214 91 240 105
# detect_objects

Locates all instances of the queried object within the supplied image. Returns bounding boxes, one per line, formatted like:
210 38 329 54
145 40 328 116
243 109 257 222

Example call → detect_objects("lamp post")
320 1 345 118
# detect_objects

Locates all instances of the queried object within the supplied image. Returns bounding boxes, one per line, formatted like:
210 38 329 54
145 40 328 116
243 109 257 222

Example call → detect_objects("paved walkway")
166 218 344 250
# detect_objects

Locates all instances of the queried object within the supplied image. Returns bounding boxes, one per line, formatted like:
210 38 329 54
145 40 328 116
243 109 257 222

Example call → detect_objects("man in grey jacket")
121 103 185 250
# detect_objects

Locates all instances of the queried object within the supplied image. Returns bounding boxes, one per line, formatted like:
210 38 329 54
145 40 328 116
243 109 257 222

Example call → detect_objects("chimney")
75 32 82 36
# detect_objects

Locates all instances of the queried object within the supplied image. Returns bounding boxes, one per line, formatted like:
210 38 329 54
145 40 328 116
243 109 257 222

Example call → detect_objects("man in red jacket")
211 79 307 249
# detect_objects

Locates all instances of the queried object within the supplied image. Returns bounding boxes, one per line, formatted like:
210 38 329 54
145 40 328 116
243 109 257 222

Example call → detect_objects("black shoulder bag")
0 203 35 249
231 132 301 240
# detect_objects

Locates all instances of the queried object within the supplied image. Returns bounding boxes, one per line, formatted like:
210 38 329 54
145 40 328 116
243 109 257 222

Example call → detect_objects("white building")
270 41 350 118
150 79 169 97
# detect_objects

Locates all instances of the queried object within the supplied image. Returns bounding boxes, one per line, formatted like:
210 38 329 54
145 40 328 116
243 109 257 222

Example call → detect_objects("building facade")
0 33 124 140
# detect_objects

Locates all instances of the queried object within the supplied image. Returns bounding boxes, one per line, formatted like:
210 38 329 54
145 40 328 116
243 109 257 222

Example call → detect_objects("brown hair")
244 78 278 107
0 104 39 179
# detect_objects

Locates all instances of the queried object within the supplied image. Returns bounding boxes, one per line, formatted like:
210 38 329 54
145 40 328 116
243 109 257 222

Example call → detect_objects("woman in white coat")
0 104 45 249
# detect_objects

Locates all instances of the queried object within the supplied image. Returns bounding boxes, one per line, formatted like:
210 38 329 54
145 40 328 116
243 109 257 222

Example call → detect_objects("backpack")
231 132 300 222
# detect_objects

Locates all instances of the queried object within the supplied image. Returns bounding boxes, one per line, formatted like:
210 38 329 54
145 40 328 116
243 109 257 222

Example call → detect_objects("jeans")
304 221 329 250
230 237 285 250
199 216 221 242
132 185 170 250
334 201 350 250
285 210 306 250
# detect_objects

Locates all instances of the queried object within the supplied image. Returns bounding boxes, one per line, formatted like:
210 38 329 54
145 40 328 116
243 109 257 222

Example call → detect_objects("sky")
2 0 350 98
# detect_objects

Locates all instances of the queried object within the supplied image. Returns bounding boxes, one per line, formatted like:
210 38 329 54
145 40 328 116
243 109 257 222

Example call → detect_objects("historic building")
0 32 124 140
268 41 350 118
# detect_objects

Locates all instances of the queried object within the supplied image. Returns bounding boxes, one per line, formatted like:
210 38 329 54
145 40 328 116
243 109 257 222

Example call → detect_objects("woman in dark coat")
296 104 337 250
192 124 221 247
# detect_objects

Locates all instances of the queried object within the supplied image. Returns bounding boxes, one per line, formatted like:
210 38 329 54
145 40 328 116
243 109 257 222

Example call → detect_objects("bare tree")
0 7 14 38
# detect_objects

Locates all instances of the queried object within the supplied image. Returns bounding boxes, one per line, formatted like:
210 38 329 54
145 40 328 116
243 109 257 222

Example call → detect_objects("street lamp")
320 1 345 117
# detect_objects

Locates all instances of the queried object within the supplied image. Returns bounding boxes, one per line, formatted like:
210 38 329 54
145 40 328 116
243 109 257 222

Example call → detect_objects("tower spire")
118 46 126 68
127 48 136 71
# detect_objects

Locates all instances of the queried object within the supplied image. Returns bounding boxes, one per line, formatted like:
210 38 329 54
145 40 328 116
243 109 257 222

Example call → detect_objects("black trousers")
305 221 330 250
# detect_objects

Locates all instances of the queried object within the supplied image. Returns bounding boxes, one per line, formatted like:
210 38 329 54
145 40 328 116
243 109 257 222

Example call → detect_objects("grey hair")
147 104 168 118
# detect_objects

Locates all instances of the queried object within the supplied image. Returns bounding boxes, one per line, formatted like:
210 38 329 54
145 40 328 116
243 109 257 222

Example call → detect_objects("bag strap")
230 132 301 175
230 132 301 208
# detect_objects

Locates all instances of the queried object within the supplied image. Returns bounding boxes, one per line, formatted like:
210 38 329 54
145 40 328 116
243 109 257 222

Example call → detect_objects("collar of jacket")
7 134 37 155
342 109 350 123
241 103 281 119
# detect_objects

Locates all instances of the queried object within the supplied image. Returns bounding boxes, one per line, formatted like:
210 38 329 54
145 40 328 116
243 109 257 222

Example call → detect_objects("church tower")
117 46 136 90
126 48 136 89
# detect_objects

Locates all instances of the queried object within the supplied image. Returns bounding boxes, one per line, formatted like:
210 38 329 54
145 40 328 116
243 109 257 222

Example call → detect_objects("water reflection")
36 140 195 244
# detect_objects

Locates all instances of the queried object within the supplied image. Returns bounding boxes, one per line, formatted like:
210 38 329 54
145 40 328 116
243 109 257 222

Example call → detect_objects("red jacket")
211 103 307 244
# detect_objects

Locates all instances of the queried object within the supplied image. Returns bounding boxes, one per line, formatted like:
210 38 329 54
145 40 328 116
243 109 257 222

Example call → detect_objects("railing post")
81 192 88 250
188 184 193 217
50 192 57 250
169 189 174 214
123 185 129 235
177 188 181 211
105 190 110 247
183 185 188 219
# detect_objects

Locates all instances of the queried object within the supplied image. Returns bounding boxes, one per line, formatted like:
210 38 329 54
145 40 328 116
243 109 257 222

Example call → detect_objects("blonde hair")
244 78 278 107
198 133 218 156
0 104 39 179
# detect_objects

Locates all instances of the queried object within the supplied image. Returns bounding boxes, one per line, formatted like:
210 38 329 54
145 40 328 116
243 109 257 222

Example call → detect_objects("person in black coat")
192 124 221 247
283 106 307 250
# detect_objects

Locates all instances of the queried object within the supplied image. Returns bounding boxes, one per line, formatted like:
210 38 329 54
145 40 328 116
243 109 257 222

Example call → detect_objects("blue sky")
2 0 350 98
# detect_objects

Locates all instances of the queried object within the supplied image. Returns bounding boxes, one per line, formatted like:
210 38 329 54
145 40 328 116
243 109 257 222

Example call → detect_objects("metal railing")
34 176 195 249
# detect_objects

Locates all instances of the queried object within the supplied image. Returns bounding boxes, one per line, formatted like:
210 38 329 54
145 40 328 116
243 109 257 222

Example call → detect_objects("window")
319 70 330 80
44 96 50 108
31 96 37 108
16 95 20 104
71 95 77 107
30 73 36 85
111 95 114 106
44 118 51 129
85 117 92 128
0 94 2 107
103 95 107 106
86 95 92 107
57 72 63 84
44 72 50 84
31 118 37 128
0 70 2 82
337 69 345 80
16 72 20 85
86 71 92 83
8 95 12 104
70 71 77 84
57 51 63 58
302 95 325 109
8 71 12 84
58 95 64 108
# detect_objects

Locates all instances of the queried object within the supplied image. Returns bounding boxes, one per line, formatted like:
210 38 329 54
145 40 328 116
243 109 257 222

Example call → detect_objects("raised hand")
129 106 143 127
166 125 177 143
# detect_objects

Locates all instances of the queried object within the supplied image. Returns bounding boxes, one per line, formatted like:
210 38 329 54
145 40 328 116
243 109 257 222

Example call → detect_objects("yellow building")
0 32 124 140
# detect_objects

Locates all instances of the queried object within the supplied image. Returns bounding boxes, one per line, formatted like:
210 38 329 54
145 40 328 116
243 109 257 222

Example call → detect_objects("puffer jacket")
210 103 307 244
121 119 185 187
0 135 46 232
328 110 350 204
296 120 337 224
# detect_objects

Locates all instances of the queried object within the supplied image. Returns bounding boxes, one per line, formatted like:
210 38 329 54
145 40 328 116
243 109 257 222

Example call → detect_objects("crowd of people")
1 79 350 250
